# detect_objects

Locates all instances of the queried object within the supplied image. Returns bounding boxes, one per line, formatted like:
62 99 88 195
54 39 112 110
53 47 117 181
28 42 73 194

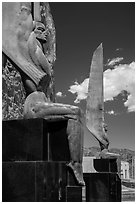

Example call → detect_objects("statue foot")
96 149 120 159
67 161 85 186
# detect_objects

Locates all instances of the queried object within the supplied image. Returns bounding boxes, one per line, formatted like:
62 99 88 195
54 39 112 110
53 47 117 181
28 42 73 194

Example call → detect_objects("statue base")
2 161 82 202
2 119 121 202
84 172 121 202
83 157 121 201
2 119 82 202
2 118 70 162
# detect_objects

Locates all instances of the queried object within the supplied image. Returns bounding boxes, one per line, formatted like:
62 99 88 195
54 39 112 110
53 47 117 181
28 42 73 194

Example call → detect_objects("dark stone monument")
2 118 121 202
2 2 121 202
2 119 70 162
2 119 82 201
84 172 121 202
83 158 121 202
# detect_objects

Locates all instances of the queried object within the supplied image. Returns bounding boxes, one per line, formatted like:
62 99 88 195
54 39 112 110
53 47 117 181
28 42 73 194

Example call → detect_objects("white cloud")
69 61 135 112
56 91 66 98
104 62 135 113
107 57 124 66
68 79 89 103
56 91 63 97
106 110 117 115
124 92 135 112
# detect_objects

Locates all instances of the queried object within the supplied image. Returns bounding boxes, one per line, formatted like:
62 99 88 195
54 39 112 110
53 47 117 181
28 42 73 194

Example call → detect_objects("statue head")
34 21 48 43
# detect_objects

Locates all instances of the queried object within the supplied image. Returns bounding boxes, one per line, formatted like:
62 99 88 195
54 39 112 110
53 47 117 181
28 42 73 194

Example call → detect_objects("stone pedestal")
83 158 121 202
3 118 70 162
84 172 121 202
2 119 121 202
2 119 82 202
66 186 82 202
3 161 67 202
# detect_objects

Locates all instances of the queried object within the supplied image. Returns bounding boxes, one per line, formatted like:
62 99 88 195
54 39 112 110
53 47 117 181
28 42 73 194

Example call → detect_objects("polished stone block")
83 157 118 173
84 172 121 202
36 161 67 202
94 158 118 173
2 118 70 162
66 186 82 202
2 161 35 202
2 161 67 202
2 119 121 202
2 161 83 202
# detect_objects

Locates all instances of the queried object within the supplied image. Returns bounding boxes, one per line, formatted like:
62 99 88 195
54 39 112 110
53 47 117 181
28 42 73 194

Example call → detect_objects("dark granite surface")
3 118 70 162
84 172 121 202
94 158 118 173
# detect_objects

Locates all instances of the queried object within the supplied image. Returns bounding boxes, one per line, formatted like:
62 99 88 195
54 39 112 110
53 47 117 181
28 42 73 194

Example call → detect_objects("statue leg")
67 118 85 186
23 91 85 184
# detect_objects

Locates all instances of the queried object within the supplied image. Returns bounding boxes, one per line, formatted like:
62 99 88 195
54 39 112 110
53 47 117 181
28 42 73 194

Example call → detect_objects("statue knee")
72 106 83 118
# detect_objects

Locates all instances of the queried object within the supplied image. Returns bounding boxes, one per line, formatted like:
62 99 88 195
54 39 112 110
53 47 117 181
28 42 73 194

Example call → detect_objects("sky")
49 2 135 150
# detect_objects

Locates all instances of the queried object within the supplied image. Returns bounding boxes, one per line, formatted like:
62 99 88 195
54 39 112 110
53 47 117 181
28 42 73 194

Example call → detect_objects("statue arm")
35 46 52 75
28 31 52 76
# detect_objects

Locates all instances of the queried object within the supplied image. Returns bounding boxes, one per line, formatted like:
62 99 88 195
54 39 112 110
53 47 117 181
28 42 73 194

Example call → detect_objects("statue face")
34 22 48 42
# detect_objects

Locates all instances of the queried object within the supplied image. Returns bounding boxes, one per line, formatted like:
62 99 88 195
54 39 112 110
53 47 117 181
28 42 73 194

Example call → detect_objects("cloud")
69 61 135 112
56 91 66 98
106 57 124 66
124 92 135 112
116 48 123 51
106 110 117 115
68 79 89 103
104 62 135 112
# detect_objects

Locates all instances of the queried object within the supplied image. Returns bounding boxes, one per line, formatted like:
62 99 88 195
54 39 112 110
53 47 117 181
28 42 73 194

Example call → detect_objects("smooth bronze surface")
86 44 109 148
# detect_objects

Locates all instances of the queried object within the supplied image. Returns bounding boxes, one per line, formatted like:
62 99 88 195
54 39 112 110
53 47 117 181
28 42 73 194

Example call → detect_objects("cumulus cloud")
56 91 66 98
68 79 89 103
69 61 135 112
104 62 135 112
106 57 124 66
124 92 135 112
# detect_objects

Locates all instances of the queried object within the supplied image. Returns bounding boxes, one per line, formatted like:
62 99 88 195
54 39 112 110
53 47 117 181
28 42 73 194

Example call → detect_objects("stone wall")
2 60 26 120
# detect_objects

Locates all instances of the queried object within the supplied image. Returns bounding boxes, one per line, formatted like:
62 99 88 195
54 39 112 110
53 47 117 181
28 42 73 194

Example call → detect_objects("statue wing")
2 2 46 85
86 43 108 146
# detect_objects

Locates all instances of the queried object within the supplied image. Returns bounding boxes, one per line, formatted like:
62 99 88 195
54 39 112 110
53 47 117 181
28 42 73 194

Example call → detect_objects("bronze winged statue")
2 2 85 186
2 2 118 187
